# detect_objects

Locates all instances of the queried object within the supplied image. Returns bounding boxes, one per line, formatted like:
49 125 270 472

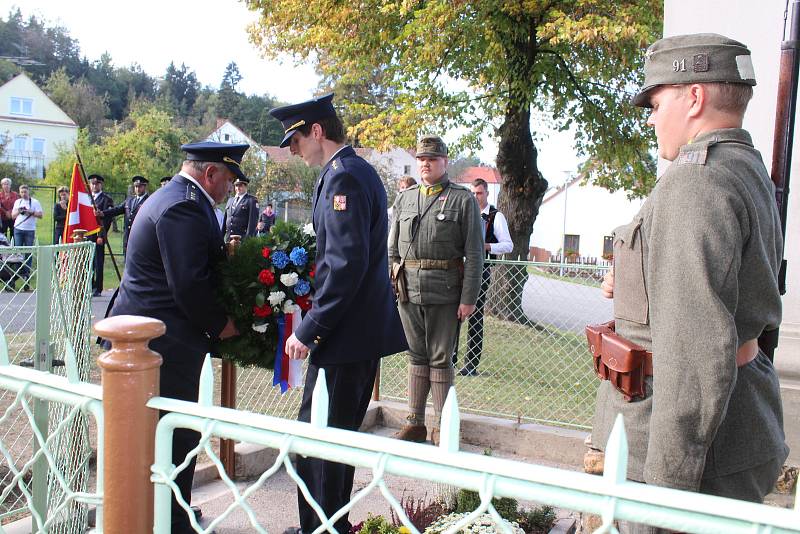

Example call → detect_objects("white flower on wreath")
268 291 286 306
251 323 268 333
280 272 299 287
302 223 315 237
283 299 299 314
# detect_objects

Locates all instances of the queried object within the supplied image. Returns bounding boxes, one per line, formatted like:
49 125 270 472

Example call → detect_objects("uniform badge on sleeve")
333 195 347 211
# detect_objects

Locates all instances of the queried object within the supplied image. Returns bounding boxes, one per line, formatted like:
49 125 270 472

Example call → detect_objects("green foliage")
45 104 190 190
254 159 319 206
215 221 316 368
354 514 400 534
389 493 447 531
454 489 518 522
44 68 110 139
518 505 557 533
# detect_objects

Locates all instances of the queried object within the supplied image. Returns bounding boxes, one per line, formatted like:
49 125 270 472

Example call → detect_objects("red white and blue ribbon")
273 310 304 393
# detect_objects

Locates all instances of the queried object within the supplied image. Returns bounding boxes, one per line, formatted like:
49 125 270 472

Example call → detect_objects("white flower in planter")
268 291 286 306
303 223 315 236
280 273 299 287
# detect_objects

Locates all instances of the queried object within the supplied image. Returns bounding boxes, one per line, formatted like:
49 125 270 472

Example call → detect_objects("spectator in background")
0 178 19 240
12 184 43 290
397 175 417 192
257 202 276 235
160 176 171 188
456 178 514 376
53 186 68 243
222 177 259 239
89 175 115 297
98 175 149 257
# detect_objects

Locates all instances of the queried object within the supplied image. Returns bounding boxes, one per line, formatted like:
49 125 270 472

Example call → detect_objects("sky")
0 0 581 183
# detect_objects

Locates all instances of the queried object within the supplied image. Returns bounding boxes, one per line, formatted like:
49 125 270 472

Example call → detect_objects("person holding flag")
63 163 101 245
87 175 114 296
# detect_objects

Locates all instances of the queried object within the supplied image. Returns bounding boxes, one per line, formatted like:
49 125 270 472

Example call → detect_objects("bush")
518 505 557 533
454 489 519 522
390 493 447 531
353 514 400 534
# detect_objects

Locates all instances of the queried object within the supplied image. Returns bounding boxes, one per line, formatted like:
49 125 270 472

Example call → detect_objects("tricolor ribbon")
272 310 305 393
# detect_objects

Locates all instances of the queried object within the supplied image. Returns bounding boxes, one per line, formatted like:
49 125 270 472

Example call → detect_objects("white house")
0 73 78 179
264 145 419 182
529 174 645 260
663 0 800 383
206 119 267 161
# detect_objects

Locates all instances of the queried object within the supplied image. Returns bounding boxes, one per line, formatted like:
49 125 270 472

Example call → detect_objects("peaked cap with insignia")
268 93 337 148
180 141 250 181
633 33 756 108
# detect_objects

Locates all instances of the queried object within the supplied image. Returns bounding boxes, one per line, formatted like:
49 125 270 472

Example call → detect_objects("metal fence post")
94 315 165 534
30 244 53 530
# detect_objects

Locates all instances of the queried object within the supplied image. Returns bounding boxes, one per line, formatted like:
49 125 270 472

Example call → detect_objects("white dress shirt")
482 205 513 256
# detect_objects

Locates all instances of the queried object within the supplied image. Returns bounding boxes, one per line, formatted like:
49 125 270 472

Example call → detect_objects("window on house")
32 138 45 154
10 97 33 116
603 236 613 258
13 135 26 152
403 165 411 175
224 133 230 141
563 234 580 255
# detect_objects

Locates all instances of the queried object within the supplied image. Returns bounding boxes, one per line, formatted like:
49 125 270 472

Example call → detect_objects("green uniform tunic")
388 177 484 367
592 129 788 499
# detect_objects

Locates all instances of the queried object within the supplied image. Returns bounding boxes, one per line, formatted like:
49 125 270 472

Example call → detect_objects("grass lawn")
526 265 606 289
379 315 598 430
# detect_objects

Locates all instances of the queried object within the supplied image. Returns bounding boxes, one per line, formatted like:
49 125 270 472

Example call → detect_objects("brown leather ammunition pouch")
585 320 652 402
391 262 409 303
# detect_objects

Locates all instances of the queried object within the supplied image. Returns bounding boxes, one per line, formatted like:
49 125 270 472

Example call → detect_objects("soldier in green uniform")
591 34 788 532
389 135 483 444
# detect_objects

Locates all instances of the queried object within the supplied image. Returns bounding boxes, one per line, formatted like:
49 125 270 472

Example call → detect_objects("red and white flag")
63 163 100 243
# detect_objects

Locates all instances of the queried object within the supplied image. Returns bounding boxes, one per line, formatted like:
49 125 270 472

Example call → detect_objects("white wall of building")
0 74 77 178
367 147 419 181
530 180 644 259
664 0 800 376
207 121 267 161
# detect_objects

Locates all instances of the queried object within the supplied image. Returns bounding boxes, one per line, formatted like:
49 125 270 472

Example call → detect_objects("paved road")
0 289 113 334
521 274 612 333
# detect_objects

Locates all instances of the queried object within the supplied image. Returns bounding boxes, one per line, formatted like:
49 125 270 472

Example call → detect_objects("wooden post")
71 229 87 242
94 315 165 534
220 235 241 476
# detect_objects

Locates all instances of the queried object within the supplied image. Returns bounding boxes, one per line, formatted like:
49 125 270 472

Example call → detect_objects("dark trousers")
92 241 105 294
297 358 379 533
1 218 13 240
461 266 491 371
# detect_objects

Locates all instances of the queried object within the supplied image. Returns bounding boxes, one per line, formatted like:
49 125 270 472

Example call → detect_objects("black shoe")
458 367 478 377
92 291 102 297
283 528 302 534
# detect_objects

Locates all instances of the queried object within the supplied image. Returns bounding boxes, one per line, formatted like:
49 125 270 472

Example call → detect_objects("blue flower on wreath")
294 279 311 296
289 246 308 267
271 250 290 269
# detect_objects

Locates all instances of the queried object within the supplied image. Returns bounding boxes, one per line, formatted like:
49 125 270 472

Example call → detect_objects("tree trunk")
488 102 548 321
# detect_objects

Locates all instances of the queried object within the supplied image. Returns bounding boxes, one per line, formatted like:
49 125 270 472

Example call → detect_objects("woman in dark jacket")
53 186 68 243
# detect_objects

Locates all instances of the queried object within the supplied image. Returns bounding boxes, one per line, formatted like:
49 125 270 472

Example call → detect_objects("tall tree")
44 68 110 139
161 62 199 115
218 61 242 119
247 0 661 317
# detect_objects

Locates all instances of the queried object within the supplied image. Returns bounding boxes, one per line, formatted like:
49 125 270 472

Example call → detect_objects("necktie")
419 183 443 196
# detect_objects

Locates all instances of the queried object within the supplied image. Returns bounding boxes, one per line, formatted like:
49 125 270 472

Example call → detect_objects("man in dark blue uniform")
108 143 245 533
99 175 150 257
88 174 115 297
270 94 407 534
222 176 259 239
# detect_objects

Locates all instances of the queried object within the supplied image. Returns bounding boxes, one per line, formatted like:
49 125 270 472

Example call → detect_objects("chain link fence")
0 242 95 529
379 259 611 430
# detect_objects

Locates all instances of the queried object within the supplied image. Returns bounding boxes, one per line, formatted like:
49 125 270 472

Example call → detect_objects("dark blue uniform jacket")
295 146 408 364
109 174 226 399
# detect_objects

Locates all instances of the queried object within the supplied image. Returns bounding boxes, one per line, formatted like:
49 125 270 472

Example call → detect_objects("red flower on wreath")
258 269 275 285
261 246 271 259
308 263 316 278
252 303 272 318
296 294 312 311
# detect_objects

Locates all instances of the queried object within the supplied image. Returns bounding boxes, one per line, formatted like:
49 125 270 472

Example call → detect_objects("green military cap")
416 135 448 158
632 33 756 108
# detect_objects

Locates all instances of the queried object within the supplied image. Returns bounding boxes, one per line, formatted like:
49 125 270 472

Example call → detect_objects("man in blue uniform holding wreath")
270 93 407 534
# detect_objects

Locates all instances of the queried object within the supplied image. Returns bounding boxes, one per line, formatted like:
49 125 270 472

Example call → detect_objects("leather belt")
639 338 758 377
404 258 463 270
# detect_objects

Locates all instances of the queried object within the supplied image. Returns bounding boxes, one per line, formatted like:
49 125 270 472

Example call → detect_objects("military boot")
394 414 428 442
